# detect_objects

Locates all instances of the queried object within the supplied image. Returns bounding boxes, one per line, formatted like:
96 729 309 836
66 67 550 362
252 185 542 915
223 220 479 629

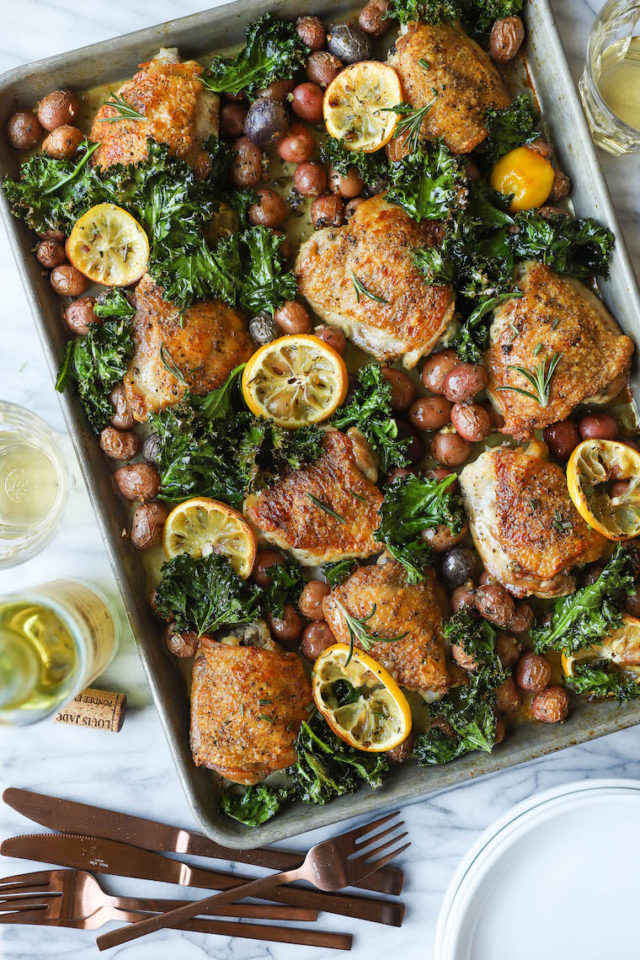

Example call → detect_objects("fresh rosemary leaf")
307 493 347 524
98 93 144 123
335 600 407 666
351 272 388 304
496 351 561 407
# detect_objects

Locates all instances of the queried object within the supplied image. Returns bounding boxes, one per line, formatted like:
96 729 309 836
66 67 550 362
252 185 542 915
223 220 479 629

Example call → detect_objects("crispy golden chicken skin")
460 447 606 598
389 21 510 154
323 562 450 696
295 195 455 368
124 273 252 421
190 638 312 785
244 429 383 565
486 262 634 440
90 49 219 173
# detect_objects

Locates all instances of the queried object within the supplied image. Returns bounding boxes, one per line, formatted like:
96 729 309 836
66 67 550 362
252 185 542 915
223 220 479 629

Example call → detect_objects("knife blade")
3 788 403 896
0 833 404 927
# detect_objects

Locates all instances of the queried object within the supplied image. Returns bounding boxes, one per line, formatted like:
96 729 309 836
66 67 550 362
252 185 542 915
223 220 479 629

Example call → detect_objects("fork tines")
348 814 410 871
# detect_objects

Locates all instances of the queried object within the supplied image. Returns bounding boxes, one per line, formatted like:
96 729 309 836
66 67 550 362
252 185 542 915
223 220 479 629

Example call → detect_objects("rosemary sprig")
336 601 408 666
307 493 347 524
98 93 145 123
351 272 388 304
496 351 562 407
384 98 438 153
159 344 186 385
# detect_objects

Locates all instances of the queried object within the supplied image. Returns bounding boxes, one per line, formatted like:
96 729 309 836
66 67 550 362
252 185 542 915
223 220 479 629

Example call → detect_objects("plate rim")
435 777 640 960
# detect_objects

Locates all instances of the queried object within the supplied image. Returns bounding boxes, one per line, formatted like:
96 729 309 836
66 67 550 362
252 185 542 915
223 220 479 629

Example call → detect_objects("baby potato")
490 145 554 212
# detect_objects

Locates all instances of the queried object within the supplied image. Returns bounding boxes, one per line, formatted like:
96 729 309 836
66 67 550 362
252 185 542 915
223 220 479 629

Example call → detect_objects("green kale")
292 711 389 805
510 211 615 280
196 363 246 419
150 234 241 309
319 137 389 189
262 560 305 618
253 422 324 482
378 473 466 582
450 291 522 362
322 559 358 588
154 553 261 636
386 142 467 222
385 0 523 34
531 546 635 654
93 288 136 321
55 318 134 432
238 227 298 315
480 95 541 165
443 610 506 689
565 661 640 701
203 14 309 98
221 783 294 826
415 684 498 764
3 140 101 233
417 612 505 765
331 363 409 472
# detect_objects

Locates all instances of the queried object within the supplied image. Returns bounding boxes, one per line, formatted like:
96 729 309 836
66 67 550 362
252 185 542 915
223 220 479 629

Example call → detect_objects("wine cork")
54 687 127 733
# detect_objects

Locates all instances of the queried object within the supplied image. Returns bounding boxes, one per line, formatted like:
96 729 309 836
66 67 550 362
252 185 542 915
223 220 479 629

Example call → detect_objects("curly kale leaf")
385 0 462 25
565 661 640 702
378 473 466 583
386 142 467 222
443 611 506 690
154 554 261 636
239 227 298 315
262 560 305 618
150 234 241 308
331 363 409 472
385 0 523 34
417 611 506 765
203 14 309 98
322 559 358 588
450 291 522 362
319 137 389 189
480 95 541 165
531 546 635 654
415 687 498 764
2 140 101 232
55 319 134 433
221 783 294 826
93 288 136 321
510 211 615 280
292 712 389 805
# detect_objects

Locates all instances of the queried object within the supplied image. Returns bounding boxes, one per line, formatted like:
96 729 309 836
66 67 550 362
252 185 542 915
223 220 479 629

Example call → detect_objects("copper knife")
0 833 405 927
3 788 402 897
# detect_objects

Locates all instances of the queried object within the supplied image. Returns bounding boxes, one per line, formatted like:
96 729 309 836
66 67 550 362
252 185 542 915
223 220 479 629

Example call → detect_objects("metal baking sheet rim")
1 0 639 847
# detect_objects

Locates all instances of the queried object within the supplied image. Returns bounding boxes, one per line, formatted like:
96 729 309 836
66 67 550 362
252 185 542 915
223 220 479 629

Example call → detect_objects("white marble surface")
0 1 639 957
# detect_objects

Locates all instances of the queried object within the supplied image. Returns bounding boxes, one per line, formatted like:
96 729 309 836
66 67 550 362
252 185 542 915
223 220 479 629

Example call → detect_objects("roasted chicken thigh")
244 428 383 565
323 561 450 697
460 446 606 598
190 633 312 785
486 262 634 439
295 195 455 368
389 21 510 154
124 273 252 421
91 48 219 174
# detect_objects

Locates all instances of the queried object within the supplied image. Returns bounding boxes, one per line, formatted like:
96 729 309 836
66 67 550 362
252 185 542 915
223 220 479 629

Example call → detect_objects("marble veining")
1 0 639 957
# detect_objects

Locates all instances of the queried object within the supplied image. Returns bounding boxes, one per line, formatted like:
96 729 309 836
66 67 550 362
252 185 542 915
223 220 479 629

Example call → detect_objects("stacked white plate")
436 779 640 960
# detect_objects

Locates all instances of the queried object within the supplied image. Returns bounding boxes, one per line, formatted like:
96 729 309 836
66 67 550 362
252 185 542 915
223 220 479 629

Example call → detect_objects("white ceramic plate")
436 778 640 960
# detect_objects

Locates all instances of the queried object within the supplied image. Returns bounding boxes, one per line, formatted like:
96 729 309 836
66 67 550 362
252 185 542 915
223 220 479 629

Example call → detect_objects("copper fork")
0 870 351 950
98 810 409 951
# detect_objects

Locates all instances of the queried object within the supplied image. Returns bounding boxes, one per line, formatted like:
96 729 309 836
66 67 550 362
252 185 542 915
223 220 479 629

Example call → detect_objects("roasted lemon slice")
67 203 149 286
489 146 554 212
567 439 640 540
163 497 256 578
312 644 412 752
562 615 640 689
242 335 348 428
323 61 403 153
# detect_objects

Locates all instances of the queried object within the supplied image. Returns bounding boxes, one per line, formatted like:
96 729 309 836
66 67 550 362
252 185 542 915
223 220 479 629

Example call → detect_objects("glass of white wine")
579 0 640 154
0 580 118 725
0 401 69 567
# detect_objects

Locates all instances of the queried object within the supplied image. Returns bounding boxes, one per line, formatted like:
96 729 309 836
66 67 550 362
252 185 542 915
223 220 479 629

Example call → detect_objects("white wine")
597 36 640 130
0 581 117 724
0 437 59 531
